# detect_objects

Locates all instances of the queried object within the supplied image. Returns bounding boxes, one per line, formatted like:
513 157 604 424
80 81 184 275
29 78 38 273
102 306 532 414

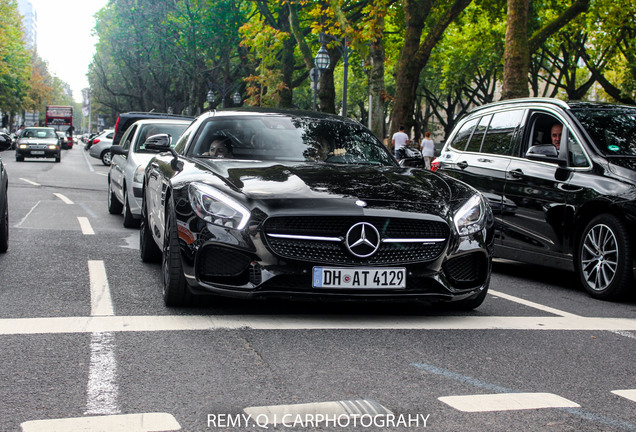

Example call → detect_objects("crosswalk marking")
20 413 180 432
612 389 636 403
438 392 580 412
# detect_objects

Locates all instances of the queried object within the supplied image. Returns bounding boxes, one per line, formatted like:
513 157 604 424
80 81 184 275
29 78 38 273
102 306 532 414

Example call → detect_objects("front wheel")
576 214 634 300
162 199 192 306
139 197 161 263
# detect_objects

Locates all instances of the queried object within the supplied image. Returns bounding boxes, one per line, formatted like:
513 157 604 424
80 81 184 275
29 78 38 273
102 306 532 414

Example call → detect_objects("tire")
576 214 634 300
107 178 123 214
54 154 61 163
162 199 192 306
123 188 140 228
101 150 112 166
139 197 161 263
0 192 8 253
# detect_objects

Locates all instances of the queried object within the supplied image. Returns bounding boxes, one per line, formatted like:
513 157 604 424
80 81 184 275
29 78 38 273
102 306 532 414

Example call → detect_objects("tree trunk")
501 0 530 100
369 23 386 139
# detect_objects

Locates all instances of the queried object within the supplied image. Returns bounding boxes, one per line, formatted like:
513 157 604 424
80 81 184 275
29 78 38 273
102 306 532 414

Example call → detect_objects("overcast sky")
28 0 109 103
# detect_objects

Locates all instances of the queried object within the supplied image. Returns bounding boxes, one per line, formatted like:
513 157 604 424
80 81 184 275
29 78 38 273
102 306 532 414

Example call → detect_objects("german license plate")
313 267 406 289
31 151 45 155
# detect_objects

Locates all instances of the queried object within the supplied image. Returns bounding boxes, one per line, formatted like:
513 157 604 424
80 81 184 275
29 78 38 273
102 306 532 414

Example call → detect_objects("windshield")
23 129 57 139
571 107 636 156
189 115 396 166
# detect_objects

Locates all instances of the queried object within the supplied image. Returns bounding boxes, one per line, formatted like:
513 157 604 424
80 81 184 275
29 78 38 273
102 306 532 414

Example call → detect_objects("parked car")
88 129 115 165
108 118 191 227
15 127 61 162
112 111 193 147
433 98 636 301
0 132 10 252
141 108 494 308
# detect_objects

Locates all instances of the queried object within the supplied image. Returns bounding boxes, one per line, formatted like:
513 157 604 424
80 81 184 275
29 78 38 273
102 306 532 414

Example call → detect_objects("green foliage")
0 0 31 112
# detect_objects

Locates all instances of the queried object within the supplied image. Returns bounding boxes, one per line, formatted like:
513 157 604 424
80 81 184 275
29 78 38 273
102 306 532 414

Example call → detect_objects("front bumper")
16 148 60 158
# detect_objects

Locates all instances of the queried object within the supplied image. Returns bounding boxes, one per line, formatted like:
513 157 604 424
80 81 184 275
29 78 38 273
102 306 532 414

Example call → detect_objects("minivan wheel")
576 214 633 300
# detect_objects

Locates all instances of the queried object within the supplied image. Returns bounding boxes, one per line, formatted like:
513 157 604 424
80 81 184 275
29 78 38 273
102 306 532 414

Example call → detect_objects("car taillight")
93 139 101 144
431 158 439 172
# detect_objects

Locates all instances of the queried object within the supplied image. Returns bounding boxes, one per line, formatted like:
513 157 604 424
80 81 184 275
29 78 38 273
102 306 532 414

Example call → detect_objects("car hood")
194 160 454 215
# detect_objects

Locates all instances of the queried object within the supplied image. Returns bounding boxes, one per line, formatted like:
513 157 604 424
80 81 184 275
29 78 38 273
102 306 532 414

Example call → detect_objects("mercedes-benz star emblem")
345 222 381 258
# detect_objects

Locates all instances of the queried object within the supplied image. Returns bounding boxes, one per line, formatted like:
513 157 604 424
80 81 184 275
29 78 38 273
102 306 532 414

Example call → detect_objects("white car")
108 119 190 227
88 129 115 165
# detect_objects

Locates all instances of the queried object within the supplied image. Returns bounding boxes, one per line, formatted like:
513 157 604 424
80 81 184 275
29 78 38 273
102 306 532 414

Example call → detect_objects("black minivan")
434 98 636 301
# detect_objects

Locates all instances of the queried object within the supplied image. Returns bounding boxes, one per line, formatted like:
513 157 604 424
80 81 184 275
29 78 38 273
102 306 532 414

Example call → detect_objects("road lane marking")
244 400 393 425
19 178 40 186
20 413 180 432
0 314 635 335
413 362 636 431
85 332 120 415
82 149 95 172
15 201 40 227
612 390 636 403
86 261 119 415
53 193 73 204
489 289 580 317
89 260 114 316
438 393 580 412
78 217 95 235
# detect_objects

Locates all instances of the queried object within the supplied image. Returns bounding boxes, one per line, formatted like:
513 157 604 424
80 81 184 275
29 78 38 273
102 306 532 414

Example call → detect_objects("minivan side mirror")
526 144 559 161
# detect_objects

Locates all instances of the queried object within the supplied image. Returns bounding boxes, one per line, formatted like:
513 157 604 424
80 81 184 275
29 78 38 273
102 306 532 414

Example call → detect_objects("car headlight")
19 144 28 149
48 144 58 150
133 165 145 184
453 194 488 236
188 182 250 230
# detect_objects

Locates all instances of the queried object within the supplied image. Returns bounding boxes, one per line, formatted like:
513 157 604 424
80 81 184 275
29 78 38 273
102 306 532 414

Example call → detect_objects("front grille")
443 253 488 287
264 216 449 265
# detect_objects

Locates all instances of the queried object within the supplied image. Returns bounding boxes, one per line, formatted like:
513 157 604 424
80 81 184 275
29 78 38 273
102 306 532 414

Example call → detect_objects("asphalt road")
0 146 635 432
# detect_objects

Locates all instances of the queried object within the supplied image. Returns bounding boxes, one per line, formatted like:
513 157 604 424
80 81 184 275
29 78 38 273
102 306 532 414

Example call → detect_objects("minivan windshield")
572 106 636 156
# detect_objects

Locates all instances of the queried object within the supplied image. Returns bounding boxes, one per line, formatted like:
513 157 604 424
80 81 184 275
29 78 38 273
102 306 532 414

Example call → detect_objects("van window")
465 115 492 152
480 110 523 156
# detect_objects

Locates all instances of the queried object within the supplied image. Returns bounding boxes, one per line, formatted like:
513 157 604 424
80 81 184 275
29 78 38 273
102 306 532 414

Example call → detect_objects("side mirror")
144 133 171 152
110 145 127 156
526 144 559 161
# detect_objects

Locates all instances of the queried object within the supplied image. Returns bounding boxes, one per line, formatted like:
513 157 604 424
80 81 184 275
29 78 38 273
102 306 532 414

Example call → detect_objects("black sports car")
0 132 11 252
141 109 494 309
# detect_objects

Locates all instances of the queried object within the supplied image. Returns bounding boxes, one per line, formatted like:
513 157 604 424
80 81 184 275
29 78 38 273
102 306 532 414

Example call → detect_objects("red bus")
45 105 74 149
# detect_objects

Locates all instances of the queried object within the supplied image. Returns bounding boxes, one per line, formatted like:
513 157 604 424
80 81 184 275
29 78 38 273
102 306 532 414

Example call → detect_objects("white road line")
19 178 40 186
438 392 580 412
15 201 40 227
77 217 95 235
53 193 74 204
612 389 636 403
0 314 635 335
85 261 119 416
20 413 180 432
84 332 120 415
89 260 114 316
489 289 580 317
82 149 95 172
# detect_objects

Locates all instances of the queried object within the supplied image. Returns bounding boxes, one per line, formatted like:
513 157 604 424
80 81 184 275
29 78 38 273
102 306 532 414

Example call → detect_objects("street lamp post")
314 33 350 116
208 82 241 108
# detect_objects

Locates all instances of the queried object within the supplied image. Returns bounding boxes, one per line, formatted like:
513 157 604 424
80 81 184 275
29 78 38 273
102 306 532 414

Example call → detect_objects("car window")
465 115 491 152
449 118 478 151
566 130 589 168
571 106 636 156
121 125 137 151
480 110 524 156
188 116 395 165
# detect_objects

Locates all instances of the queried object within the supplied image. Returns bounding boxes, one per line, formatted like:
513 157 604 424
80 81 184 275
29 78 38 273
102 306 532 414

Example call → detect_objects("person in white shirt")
391 125 410 157
420 131 435 169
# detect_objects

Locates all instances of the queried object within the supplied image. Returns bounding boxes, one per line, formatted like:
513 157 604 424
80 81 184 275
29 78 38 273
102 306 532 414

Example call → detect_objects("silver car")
88 129 115 165
108 119 190 227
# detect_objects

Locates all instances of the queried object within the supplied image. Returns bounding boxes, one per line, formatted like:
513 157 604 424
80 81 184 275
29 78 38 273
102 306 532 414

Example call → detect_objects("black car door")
500 110 581 265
